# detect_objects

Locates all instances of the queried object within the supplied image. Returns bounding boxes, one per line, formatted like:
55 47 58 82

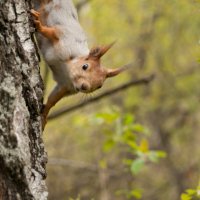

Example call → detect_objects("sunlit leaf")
132 124 145 133
181 193 191 200
122 131 136 143
131 159 145 174
127 141 137 149
124 114 135 125
139 139 149 153
128 189 142 199
148 152 159 163
186 189 196 195
156 151 167 158
147 150 167 163
95 112 119 123
103 139 115 152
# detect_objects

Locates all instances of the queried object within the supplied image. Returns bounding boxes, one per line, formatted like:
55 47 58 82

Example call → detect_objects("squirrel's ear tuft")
106 63 131 78
88 42 116 60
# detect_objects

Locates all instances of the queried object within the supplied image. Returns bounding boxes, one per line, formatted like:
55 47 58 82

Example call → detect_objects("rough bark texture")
0 0 47 199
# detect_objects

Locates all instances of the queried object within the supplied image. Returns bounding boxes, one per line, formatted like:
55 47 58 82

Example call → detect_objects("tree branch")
48 74 155 120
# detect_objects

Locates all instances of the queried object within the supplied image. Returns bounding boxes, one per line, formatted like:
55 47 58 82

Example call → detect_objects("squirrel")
31 0 128 129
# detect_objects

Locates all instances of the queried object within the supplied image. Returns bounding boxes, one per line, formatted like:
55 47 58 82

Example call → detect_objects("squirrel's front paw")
30 9 43 31
34 20 43 32
30 9 40 19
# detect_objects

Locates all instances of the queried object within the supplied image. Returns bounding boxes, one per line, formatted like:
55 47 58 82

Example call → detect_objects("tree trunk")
0 0 47 199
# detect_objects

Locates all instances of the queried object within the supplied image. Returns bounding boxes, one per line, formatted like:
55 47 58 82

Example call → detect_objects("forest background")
42 0 200 199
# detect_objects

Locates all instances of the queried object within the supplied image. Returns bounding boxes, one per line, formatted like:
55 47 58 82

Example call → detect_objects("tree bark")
0 0 47 199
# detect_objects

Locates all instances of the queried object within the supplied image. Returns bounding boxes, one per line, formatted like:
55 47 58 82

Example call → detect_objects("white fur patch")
71 58 78 64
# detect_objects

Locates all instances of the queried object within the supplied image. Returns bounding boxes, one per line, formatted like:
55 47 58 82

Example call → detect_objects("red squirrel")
31 0 128 129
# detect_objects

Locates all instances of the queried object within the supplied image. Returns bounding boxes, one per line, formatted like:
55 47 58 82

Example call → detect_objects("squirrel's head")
68 43 128 93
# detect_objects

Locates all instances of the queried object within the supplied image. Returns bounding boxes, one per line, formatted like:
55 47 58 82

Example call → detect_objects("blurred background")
42 0 200 199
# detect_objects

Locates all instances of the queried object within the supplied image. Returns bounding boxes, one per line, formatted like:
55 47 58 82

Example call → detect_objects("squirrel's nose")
81 83 88 91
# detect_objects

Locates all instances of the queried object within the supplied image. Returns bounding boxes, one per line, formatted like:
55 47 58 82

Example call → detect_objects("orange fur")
31 9 59 43
42 86 68 129
39 26 59 43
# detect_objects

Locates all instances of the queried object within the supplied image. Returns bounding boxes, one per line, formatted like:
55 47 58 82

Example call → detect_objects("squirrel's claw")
30 9 40 19
34 20 43 31
30 9 43 31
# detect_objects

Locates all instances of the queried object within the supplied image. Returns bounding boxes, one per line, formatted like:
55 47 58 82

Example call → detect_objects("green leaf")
131 159 144 174
148 151 166 163
132 124 145 133
139 139 149 153
181 194 192 200
127 141 137 149
95 112 119 123
103 139 115 152
128 189 142 199
186 189 196 195
148 152 159 163
156 151 167 158
122 131 136 142
124 114 135 125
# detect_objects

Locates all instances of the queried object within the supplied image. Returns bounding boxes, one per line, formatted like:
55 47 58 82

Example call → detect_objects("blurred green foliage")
42 0 200 199
181 181 200 200
90 110 166 175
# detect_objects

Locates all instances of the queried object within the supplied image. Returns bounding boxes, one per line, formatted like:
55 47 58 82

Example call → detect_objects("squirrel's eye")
82 64 89 71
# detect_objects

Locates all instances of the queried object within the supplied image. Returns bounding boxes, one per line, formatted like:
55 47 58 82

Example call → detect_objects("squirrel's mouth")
74 82 91 93
75 87 91 94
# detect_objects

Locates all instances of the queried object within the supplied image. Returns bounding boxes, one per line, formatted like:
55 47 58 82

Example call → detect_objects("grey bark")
0 0 47 200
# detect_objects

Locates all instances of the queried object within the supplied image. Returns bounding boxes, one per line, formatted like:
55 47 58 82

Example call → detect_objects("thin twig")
48 74 155 120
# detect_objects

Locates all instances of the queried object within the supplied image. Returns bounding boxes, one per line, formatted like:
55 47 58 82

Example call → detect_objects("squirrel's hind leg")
41 85 68 130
